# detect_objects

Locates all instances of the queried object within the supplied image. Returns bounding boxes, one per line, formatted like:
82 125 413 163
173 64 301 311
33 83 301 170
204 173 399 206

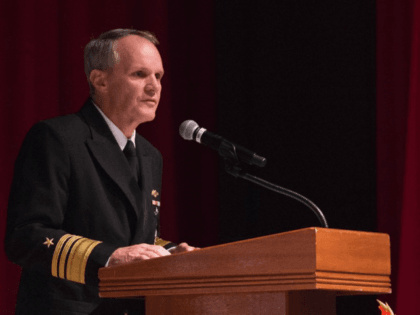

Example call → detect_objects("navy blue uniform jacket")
5 99 172 314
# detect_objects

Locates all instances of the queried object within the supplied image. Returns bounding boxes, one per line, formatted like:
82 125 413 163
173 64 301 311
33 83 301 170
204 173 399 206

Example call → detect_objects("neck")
106 114 137 138
94 99 137 138
119 124 137 138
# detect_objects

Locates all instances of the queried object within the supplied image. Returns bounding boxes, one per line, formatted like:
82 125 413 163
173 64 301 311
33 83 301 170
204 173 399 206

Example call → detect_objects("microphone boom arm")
179 120 328 228
223 145 329 228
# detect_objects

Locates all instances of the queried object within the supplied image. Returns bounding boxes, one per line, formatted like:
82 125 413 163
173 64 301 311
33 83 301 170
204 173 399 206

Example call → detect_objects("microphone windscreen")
179 120 199 140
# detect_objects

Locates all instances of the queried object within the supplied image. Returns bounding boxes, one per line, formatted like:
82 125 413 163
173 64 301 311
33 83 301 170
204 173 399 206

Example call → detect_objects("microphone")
179 120 267 167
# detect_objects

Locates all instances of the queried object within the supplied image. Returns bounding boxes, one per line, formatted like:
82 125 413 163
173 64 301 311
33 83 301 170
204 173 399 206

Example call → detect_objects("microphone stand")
219 141 329 228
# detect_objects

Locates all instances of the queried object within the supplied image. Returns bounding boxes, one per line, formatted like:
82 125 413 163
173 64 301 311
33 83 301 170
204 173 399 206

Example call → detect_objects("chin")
132 104 158 125
138 111 156 124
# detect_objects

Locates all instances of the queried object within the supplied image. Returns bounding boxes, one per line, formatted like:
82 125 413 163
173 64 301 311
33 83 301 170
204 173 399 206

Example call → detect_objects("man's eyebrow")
130 67 164 75
130 66 146 72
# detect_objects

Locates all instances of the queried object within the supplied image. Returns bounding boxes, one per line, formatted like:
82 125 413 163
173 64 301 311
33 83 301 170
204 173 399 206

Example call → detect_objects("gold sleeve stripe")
155 237 171 247
66 237 102 284
52 234 72 277
77 240 100 284
58 236 82 279
51 234 102 284
67 238 91 282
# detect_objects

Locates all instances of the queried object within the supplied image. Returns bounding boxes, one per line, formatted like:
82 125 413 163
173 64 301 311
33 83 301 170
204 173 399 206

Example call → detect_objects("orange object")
377 299 395 315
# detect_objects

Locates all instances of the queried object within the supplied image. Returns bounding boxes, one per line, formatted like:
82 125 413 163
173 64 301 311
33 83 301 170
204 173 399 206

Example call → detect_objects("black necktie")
123 140 139 181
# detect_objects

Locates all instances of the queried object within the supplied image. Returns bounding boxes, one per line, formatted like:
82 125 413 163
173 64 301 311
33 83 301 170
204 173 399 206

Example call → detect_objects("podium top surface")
99 228 391 297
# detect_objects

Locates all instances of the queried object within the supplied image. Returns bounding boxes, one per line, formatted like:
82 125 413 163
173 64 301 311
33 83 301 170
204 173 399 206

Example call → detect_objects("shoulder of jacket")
34 113 90 143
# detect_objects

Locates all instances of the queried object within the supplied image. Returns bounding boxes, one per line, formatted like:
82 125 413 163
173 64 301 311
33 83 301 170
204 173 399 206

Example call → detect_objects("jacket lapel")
138 148 153 204
132 135 156 242
79 100 143 220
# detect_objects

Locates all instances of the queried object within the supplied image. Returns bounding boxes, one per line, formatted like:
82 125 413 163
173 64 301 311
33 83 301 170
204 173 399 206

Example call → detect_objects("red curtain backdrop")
2 0 420 314
0 1 217 313
377 0 420 313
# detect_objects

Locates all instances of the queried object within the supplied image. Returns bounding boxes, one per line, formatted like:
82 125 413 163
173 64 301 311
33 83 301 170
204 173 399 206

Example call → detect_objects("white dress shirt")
93 103 136 148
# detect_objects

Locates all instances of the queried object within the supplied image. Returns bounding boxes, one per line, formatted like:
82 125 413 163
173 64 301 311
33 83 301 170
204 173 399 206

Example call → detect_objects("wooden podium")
99 228 391 314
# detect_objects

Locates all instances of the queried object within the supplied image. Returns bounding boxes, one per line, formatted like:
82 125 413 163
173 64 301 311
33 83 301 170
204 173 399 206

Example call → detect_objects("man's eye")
135 71 146 77
155 74 162 80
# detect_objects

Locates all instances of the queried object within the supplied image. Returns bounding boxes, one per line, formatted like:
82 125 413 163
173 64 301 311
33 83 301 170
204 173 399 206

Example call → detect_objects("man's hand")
168 242 198 254
107 243 170 267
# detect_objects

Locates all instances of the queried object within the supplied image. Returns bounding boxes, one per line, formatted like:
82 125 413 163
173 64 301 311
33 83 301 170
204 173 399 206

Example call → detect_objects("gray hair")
84 29 159 97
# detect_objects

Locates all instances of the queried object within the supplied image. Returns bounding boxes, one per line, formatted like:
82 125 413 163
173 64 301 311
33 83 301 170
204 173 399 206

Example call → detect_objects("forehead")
113 35 163 71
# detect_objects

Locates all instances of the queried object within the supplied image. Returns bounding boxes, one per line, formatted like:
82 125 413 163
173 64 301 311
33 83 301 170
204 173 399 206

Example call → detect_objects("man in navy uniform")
5 29 195 315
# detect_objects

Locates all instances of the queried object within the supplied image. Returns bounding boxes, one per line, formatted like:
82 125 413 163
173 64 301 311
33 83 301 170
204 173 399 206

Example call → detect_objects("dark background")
1 0 417 314
215 1 376 240
214 2 377 313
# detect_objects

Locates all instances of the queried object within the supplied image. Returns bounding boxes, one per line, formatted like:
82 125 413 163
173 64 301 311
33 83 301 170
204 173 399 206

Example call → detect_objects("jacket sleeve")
4 122 118 286
155 237 177 250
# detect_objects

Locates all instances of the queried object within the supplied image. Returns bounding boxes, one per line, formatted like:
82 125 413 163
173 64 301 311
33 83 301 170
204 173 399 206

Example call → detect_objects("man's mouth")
141 99 157 106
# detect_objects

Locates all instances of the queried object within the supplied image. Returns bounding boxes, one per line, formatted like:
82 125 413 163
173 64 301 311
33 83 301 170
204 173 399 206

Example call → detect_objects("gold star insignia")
151 190 159 197
43 238 54 248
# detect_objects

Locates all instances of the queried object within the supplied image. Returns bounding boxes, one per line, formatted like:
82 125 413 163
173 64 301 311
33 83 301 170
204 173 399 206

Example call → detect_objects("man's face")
104 35 164 126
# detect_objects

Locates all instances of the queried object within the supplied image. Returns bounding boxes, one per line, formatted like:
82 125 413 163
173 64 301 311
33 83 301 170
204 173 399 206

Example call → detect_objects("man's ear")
89 69 108 94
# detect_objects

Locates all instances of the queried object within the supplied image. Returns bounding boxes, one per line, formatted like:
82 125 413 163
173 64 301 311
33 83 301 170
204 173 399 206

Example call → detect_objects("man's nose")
144 77 160 96
145 84 156 97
